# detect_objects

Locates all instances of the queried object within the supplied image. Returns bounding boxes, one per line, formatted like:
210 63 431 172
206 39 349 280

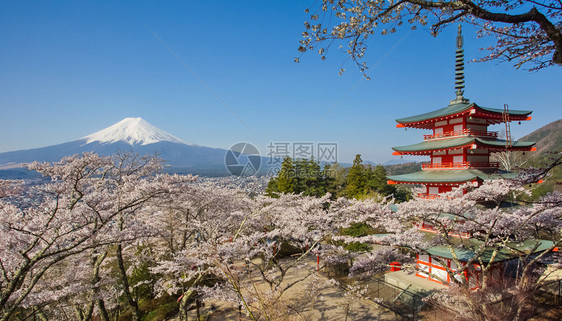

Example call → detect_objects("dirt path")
172 256 396 320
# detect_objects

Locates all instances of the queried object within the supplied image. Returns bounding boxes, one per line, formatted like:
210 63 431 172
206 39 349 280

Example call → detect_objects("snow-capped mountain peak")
83 117 190 146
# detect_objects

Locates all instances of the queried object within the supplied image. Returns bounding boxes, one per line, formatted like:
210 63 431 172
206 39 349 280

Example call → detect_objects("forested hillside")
519 119 562 196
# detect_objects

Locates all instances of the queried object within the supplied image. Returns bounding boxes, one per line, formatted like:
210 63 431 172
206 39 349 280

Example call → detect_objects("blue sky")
1 0 560 164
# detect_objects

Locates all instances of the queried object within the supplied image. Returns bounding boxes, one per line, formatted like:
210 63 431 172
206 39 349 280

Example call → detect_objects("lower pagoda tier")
387 169 519 198
416 237 554 287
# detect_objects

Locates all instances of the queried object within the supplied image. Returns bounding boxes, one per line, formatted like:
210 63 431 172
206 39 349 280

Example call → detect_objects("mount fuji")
83 117 189 146
0 118 233 177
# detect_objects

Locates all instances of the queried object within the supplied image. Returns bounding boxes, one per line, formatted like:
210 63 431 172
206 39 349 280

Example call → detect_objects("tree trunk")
179 288 199 321
36 310 48 321
179 294 189 321
115 244 142 321
96 299 111 321
78 302 94 321
75 305 86 321
113 303 120 321
87 249 108 321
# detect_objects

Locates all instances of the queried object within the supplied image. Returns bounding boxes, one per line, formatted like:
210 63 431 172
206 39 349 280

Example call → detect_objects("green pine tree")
364 164 412 202
293 158 308 194
345 154 366 199
276 156 295 193
303 158 322 196
265 177 280 198
366 164 393 195
322 163 338 198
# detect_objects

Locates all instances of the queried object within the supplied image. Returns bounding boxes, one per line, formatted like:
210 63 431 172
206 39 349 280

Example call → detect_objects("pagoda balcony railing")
418 193 439 199
422 161 499 170
424 129 498 141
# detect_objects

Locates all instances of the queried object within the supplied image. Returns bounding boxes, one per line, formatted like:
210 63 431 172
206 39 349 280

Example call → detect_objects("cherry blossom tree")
299 0 562 72
148 164 560 320
150 190 392 320
490 150 529 171
0 153 189 321
2 152 559 320
150 192 332 320
340 172 561 320
148 184 254 320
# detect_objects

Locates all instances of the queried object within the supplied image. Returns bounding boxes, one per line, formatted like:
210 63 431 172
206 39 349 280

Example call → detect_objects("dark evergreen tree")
265 177 280 198
276 156 295 193
303 158 323 196
366 164 395 196
345 154 366 199
264 155 412 201
293 158 308 194
322 163 338 198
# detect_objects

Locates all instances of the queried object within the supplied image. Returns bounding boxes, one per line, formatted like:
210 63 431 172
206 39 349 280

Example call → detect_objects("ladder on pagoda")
503 104 512 148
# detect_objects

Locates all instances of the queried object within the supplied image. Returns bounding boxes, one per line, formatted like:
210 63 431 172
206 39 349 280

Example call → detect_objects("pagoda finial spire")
451 24 469 104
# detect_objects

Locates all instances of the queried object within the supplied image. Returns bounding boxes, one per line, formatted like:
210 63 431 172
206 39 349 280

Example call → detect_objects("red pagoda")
387 25 536 198
383 26 545 288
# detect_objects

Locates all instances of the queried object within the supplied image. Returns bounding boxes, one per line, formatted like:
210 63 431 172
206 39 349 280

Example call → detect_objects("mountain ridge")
516 119 562 197
519 119 562 154
0 118 231 176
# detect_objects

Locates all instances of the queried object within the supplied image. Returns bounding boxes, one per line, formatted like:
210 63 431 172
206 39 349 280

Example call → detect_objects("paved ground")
174 256 397 320
384 270 446 293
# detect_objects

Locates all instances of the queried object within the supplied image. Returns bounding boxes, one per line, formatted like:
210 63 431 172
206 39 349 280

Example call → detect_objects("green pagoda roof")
426 238 554 263
395 102 532 125
387 169 518 184
392 137 535 153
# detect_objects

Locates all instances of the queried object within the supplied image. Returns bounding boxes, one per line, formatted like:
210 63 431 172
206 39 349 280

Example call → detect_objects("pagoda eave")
396 109 473 129
392 137 535 155
426 239 554 263
387 168 518 185
471 108 532 123
394 145 535 156
388 179 474 186
395 103 532 129
487 146 537 152
392 145 471 156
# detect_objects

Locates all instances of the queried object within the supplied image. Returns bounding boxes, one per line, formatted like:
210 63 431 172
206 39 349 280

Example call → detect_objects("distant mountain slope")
519 119 562 154
518 119 562 197
0 118 236 178
385 162 421 176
